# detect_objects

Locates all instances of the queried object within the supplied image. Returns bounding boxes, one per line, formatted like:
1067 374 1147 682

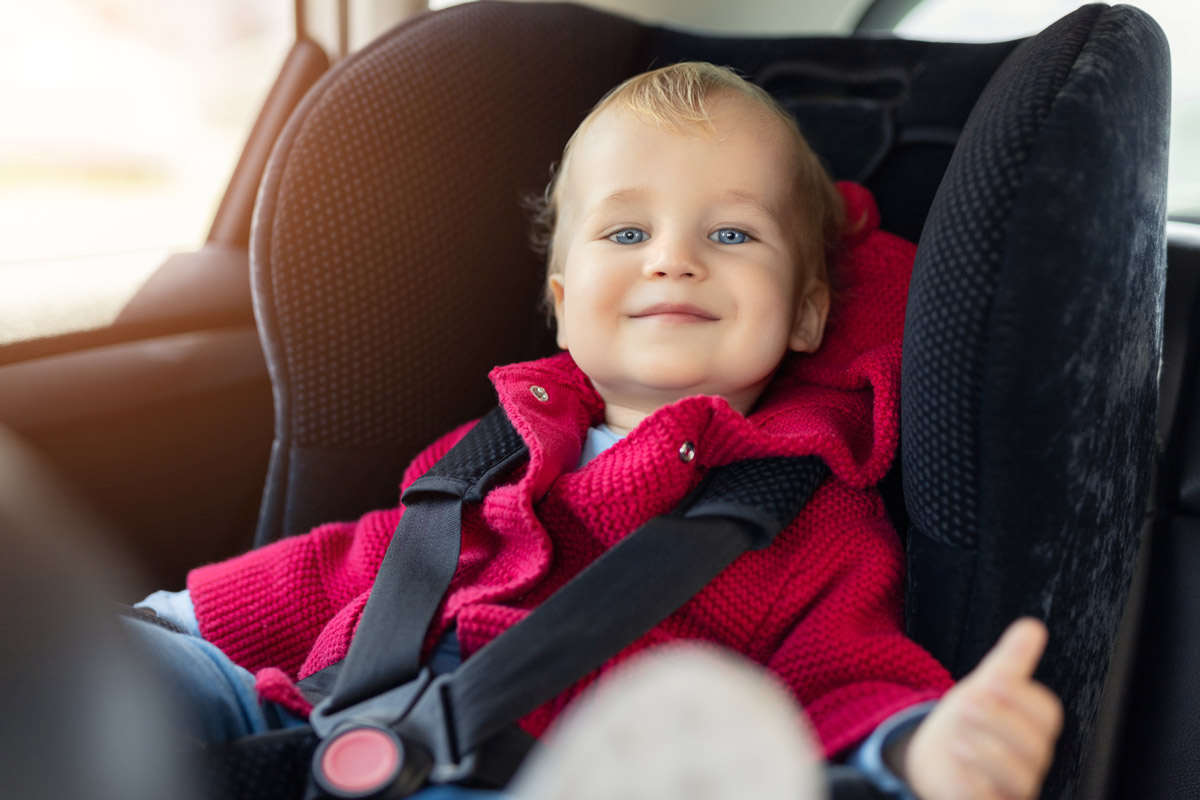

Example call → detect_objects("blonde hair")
530 62 845 303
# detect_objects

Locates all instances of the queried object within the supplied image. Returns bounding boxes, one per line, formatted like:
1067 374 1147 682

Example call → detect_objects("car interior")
0 1 1195 798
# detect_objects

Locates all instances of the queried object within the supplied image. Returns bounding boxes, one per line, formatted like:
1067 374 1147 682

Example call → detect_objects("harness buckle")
394 673 478 784
307 668 476 799
312 723 431 799
310 668 433 740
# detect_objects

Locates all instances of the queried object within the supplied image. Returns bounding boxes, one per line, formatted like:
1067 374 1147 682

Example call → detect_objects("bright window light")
895 0 1200 219
0 0 289 342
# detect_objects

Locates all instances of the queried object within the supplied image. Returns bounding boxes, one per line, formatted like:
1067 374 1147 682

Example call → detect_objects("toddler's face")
548 94 828 427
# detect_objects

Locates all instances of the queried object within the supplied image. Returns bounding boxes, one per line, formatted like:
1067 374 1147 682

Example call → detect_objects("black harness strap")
211 407 829 800
318 407 526 714
438 456 829 759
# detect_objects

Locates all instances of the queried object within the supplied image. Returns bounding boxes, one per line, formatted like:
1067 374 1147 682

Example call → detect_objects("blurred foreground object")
510 644 827 800
0 424 195 800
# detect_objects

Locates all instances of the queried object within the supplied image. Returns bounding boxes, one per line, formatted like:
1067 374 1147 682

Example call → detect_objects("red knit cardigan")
189 184 952 757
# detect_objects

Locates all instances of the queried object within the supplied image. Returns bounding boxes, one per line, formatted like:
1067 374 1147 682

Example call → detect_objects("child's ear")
548 273 569 350
788 282 830 353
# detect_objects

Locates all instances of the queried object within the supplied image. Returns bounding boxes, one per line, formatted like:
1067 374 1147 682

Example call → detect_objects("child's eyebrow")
584 188 647 219
719 189 781 223
582 187 781 224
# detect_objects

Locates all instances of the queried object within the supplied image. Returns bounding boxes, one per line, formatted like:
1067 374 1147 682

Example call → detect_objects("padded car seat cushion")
901 5 1169 796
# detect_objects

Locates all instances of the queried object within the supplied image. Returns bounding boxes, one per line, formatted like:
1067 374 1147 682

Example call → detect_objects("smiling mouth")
631 303 719 323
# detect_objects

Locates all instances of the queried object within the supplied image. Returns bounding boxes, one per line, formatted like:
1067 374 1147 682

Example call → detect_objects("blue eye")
610 228 647 245
710 229 749 245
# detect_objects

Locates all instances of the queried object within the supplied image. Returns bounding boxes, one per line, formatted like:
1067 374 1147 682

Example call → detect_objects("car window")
893 0 1199 220
428 0 866 35
0 1 289 345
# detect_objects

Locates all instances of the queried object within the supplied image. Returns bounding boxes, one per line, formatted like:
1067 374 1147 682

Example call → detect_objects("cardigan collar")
489 336 901 499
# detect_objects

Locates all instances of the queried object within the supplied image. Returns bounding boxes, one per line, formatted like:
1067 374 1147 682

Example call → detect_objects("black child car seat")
244 3 1169 797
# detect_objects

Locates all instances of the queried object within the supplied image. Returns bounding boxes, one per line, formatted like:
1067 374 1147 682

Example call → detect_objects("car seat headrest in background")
900 5 1169 797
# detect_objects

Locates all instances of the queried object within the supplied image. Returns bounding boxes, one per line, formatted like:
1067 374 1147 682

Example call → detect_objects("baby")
135 63 1061 800
532 60 1062 800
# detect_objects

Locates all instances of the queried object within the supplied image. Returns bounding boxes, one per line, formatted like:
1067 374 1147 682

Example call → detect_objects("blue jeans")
121 616 508 799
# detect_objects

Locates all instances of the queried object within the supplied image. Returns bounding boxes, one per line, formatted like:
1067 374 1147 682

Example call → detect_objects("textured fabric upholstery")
902 6 1169 797
1111 237 1200 799
249 2 1170 796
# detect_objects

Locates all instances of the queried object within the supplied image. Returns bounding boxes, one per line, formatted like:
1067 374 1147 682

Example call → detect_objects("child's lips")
630 303 719 323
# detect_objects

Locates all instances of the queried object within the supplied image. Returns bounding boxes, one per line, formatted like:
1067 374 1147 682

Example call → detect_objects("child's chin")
635 372 713 396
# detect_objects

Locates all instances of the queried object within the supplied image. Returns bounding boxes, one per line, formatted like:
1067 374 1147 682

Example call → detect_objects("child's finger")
951 729 1045 800
959 684 1062 771
995 680 1064 739
971 617 1049 682
960 669 1064 741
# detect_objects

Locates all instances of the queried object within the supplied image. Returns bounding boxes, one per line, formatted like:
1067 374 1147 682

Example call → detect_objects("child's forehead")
583 91 790 147
565 97 802 201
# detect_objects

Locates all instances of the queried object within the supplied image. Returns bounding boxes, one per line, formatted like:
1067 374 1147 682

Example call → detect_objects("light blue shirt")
136 587 201 636
577 423 623 467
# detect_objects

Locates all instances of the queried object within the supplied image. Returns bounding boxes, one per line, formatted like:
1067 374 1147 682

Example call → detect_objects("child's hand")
895 618 1064 800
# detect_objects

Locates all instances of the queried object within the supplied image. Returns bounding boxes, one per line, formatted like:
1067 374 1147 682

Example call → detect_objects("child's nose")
643 237 706 280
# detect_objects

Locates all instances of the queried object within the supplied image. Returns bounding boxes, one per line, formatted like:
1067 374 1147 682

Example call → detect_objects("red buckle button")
316 726 402 797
